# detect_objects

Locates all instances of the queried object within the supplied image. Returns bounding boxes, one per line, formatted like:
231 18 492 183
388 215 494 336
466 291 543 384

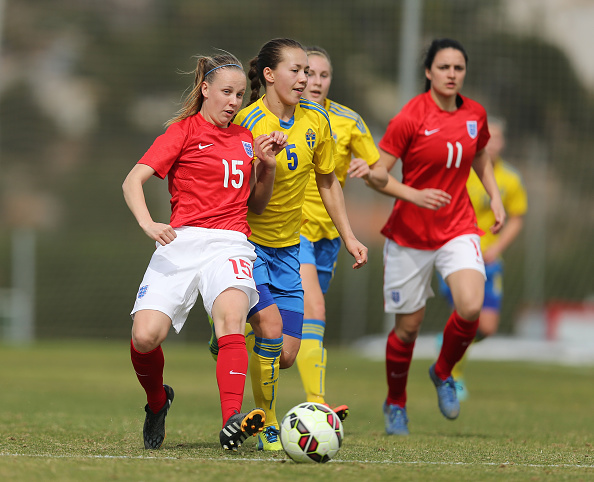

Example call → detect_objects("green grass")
1 341 593 481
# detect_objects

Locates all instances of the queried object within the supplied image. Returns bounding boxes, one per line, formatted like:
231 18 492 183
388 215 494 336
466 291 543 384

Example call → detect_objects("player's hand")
413 188 451 210
141 221 177 246
489 199 506 234
347 158 371 179
344 238 368 269
254 132 288 167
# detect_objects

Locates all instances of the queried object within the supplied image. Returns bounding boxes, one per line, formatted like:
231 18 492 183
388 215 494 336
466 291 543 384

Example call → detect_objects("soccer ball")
280 402 344 463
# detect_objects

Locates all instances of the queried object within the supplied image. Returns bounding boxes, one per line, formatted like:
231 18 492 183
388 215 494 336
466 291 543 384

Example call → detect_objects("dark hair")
423 38 468 92
248 38 305 105
166 52 243 126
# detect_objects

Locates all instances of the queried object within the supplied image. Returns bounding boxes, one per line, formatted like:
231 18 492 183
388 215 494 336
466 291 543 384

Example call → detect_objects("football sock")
435 310 479 381
385 329 415 407
296 319 327 404
130 339 166 414
451 348 469 380
250 335 283 429
216 334 249 426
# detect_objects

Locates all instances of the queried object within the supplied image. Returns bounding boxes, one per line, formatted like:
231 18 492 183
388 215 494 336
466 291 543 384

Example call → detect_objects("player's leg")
131 310 171 411
297 236 348 419
211 288 266 450
248 304 284 451
131 310 174 449
384 309 424 435
296 262 327 401
382 239 434 434
451 265 501 396
436 270 469 400
437 269 484 378
431 235 486 419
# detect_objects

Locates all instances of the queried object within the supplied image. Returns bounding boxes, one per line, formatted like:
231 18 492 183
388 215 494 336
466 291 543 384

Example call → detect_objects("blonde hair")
166 52 243 126
305 45 333 74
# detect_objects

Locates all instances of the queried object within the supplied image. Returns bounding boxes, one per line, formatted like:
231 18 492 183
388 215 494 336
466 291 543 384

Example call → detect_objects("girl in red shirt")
364 38 505 435
122 52 287 451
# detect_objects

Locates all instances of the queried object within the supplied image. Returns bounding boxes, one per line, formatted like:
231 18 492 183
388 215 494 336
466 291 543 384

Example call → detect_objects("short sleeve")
313 117 336 174
138 122 186 179
378 113 417 159
349 115 380 165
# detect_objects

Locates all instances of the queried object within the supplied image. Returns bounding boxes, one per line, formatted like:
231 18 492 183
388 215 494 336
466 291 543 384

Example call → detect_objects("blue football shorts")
299 235 342 294
247 242 304 338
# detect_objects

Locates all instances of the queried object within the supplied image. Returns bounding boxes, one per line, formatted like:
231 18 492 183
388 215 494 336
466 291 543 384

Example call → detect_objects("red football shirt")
379 92 490 249
138 113 255 236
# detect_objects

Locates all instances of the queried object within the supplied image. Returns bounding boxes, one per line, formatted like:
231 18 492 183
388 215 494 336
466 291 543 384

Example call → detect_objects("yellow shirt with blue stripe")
234 96 336 247
301 98 379 241
466 158 527 253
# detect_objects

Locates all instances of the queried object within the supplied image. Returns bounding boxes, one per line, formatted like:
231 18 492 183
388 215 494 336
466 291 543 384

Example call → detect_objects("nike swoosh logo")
390 371 408 379
424 129 440 136
198 143 214 149
229 370 246 376
134 371 149 377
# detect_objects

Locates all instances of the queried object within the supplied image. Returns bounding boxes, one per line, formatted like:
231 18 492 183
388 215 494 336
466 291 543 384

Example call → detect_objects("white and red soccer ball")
280 402 344 463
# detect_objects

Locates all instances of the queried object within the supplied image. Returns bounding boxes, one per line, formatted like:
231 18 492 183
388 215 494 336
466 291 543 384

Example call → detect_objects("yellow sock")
296 319 326 404
296 339 326 403
250 335 283 429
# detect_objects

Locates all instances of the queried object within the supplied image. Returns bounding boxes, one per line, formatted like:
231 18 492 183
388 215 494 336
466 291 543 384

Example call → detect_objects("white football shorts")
131 226 258 333
383 234 485 314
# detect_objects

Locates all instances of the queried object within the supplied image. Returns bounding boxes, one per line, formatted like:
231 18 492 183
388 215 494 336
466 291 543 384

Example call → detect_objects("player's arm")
315 171 368 269
122 163 177 245
472 148 506 234
365 149 451 210
248 131 286 214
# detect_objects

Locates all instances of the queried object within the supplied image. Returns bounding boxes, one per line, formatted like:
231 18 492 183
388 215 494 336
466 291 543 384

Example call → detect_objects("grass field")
1 340 593 481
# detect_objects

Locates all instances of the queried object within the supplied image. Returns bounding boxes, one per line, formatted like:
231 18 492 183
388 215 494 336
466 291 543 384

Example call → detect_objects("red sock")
434 311 479 380
216 334 248 426
130 339 166 414
385 329 415 407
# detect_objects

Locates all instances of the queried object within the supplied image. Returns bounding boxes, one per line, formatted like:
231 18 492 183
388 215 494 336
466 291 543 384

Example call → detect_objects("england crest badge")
466 120 478 139
242 140 254 158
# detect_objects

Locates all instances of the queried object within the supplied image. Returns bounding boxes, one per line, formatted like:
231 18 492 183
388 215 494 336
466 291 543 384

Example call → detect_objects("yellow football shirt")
466 158 528 253
301 99 380 242
234 96 336 247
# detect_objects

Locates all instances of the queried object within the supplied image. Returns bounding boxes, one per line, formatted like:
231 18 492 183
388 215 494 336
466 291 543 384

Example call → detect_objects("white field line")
1 452 593 469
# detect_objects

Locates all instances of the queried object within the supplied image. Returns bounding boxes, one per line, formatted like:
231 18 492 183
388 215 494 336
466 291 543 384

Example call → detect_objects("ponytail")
166 52 243 126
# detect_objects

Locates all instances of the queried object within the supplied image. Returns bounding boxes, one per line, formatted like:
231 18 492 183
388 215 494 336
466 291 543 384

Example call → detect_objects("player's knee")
217 312 245 336
394 326 419 344
456 301 482 322
131 326 164 353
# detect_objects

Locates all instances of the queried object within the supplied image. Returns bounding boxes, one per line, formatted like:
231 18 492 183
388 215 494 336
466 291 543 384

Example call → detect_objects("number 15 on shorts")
229 257 253 280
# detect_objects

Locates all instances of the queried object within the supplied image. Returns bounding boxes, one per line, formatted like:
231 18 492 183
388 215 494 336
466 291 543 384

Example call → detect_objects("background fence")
1 0 593 344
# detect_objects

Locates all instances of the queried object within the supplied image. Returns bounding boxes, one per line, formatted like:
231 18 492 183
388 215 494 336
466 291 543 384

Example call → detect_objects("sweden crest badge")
305 128 316 149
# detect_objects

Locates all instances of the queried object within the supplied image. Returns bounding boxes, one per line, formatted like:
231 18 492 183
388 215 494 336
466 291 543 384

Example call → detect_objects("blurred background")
1 0 593 349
